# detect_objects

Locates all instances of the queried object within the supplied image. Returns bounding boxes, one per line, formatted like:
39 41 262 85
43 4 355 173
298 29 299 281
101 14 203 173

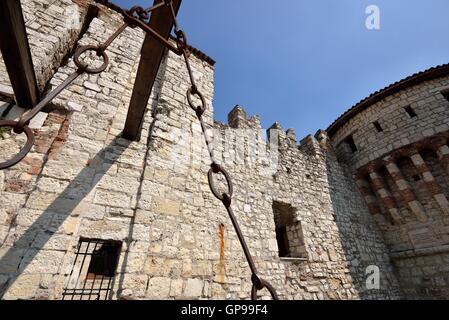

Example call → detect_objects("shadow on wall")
0 41 171 298
0 135 130 299
114 102 171 299
324 146 403 300
0 101 169 299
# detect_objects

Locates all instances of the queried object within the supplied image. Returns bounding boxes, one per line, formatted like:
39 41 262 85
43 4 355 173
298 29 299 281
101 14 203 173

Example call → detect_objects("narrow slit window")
373 121 383 132
442 89 449 102
63 239 122 300
404 105 417 118
345 135 358 153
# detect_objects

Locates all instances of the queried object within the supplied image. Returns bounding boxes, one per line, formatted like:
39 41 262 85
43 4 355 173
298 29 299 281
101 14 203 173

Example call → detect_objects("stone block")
170 279 184 297
184 279 203 298
94 189 131 208
151 197 181 216
2 274 40 300
147 277 171 299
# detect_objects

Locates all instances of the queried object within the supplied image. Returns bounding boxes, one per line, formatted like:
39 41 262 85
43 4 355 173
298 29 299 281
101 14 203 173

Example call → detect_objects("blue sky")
116 0 449 138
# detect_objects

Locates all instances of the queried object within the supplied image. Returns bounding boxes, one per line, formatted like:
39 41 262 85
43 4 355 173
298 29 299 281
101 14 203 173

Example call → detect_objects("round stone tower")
327 64 449 299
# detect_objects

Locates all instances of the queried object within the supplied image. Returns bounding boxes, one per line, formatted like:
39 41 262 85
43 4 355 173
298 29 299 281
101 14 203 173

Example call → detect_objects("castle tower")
328 64 449 299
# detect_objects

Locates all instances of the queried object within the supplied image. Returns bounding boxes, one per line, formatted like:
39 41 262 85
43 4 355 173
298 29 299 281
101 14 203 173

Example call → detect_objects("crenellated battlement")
221 105 332 159
227 105 261 129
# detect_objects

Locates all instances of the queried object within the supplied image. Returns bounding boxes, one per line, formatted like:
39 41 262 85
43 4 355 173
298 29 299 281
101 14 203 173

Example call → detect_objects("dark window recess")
404 106 417 118
275 226 290 257
373 121 383 132
272 201 307 259
63 239 122 300
412 175 421 182
345 135 358 153
442 90 449 102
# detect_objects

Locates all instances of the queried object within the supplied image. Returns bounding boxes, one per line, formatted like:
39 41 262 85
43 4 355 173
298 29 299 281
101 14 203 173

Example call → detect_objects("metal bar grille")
62 239 122 301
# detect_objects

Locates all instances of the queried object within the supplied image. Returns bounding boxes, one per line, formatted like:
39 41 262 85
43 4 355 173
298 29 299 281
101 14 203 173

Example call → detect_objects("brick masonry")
0 0 448 300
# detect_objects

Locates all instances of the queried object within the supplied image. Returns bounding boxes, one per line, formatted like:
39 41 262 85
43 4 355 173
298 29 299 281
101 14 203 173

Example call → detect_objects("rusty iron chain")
165 1 279 300
0 1 175 170
94 0 182 54
0 22 128 170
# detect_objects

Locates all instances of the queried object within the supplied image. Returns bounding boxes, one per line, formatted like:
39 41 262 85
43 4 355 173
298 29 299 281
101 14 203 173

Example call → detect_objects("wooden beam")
122 0 182 141
0 0 39 108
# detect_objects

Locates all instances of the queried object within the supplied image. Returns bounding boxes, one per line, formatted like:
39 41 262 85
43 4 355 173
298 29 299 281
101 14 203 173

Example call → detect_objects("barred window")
63 238 122 300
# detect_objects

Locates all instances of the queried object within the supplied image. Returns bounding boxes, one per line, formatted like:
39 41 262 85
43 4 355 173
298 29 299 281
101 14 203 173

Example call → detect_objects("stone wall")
330 70 449 299
1 3 148 299
268 128 401 299
332 75 449 170
0 0 405 300
392 248 449 299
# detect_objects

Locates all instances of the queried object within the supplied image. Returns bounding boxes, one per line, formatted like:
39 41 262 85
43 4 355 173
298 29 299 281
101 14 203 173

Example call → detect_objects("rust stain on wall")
218 223 225 284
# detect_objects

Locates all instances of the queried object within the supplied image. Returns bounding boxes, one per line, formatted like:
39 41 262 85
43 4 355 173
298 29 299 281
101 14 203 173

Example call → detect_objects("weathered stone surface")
151 197 181 216
170 279 184 297
0 248 26 274
184 279 204 298
119 274 148 299
20 250 66 274
147 277 171 299
1 0 448 301
94 189 131 208
2 274 40 300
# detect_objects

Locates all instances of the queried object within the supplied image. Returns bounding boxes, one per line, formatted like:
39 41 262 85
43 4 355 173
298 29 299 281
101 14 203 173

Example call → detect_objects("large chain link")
0 1 174 170
166 1 279 300
0 21 128 170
